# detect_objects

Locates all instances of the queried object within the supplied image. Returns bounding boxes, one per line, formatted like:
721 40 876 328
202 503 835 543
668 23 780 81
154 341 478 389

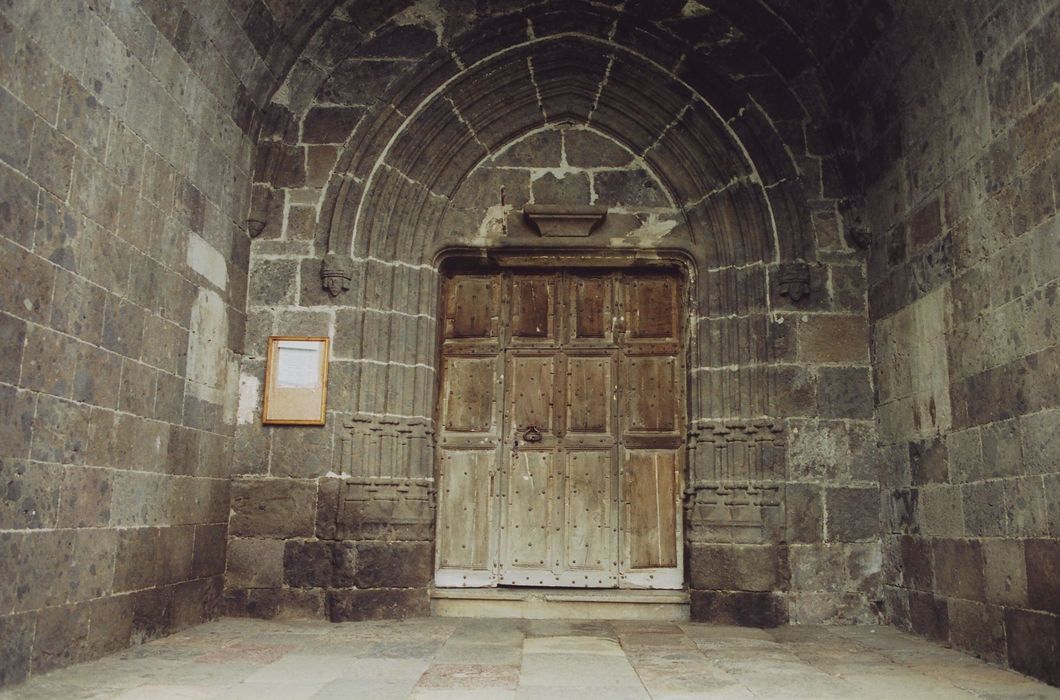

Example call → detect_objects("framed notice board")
262 336 329 425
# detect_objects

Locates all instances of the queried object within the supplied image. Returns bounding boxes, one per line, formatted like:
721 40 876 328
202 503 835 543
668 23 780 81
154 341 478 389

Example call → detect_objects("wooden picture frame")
262 336 330 425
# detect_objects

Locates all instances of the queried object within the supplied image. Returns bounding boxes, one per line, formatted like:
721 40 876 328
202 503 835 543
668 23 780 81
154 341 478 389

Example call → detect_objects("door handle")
522 425 542 442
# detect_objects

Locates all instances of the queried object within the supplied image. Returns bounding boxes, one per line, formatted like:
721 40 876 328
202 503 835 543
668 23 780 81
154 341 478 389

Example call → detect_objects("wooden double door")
434 269 684 589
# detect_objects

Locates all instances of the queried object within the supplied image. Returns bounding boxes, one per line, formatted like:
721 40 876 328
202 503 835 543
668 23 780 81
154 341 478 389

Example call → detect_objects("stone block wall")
0 0 293 686
231 103 879 625
842 0 1060 686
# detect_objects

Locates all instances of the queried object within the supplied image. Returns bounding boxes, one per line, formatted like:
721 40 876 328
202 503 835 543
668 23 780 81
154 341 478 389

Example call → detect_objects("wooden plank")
444 275 498 339
570 276 612 342
564 450 615 572
627 276 679 340
566 355 611 434
623 450 678 569
504 450 553 569
441 356 496 433
622 355 678 433
437 449 494 571
508 354 555 433
510 275 556 341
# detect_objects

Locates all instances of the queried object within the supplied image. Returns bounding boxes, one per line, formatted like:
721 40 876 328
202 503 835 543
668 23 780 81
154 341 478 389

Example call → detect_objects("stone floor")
1 618 1057 699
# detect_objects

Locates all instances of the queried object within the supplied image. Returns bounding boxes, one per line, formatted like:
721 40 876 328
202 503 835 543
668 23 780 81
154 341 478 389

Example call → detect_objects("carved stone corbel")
321 252 354 297
777 261 811 303
523 204 607 237
246 219 267 238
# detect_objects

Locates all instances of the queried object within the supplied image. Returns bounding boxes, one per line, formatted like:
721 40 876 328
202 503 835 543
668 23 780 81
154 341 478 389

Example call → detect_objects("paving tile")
241 655 348 685
2 617 1058 700
515 686 650 699
223 682 325 700
110 686 219 700
311 678 416 699
415 663 519 689
523 635 623 655
410 690 516 699
335 658 431 680
433 641 523 665
519 653 643 687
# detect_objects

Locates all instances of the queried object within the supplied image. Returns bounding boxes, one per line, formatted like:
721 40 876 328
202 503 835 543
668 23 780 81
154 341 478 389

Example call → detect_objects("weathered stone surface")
282 540 357 589
33 603 90 673
225 538 284 589
948 599 1006 662
492 130 562 168
797 315 868 363
816 367 873 419
565 129 634 168
0 612 34 686
593 169 669 208
932 538 985 601
1024 538 1060 615
689 591 789 627
895 536 931 593
826 487 879 542
786 483 824 543
84 596 134 659
1005 607 1060 686
302 106 363 144
690 544 789 592
0 460 60 529
907 590 949 642
908 436 948 485
229 479 317 538
224 587 326 620
354 542 433 589
531 172 590 205
327 589 430 622
270 427 333 478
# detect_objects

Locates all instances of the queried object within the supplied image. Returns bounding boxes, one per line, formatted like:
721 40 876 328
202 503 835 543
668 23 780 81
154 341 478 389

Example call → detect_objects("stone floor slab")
1 618 1057 699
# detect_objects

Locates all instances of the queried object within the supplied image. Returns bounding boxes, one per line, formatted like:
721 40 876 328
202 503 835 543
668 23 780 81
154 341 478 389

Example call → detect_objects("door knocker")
522 425 543 443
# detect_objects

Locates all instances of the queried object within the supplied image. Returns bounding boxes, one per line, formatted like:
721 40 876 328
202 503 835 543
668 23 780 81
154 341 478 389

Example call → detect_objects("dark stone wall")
0 0 302 687
228 2 878 627
842 0 1060 686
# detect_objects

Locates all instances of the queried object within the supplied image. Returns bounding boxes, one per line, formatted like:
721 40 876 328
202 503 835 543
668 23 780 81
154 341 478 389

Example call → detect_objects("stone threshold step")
430 587 690 620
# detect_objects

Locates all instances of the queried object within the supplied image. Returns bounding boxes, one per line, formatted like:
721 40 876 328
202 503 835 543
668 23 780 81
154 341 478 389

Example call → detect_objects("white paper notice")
276 341 321 389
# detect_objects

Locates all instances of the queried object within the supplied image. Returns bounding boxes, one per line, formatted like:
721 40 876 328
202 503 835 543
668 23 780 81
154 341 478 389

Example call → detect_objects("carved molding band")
336 414 435 479
688 420 786 483
684 482 785 545
335 477 435 541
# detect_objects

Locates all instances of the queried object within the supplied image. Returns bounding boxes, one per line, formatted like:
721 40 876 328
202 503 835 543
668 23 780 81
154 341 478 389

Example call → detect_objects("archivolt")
318 30 816 270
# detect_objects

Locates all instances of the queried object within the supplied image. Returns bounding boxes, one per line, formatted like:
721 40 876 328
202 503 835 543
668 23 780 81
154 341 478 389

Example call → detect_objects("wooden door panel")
564 450 615 572
566 355 612 435
503 450 553 570
438 268 684 591
622 450 678 570
444 275 499 340
437 449 494 572
626 276 680 341
622 356 678 433
508 355 556 435
569 276 614 344
441 356 497 434
510 275 557 344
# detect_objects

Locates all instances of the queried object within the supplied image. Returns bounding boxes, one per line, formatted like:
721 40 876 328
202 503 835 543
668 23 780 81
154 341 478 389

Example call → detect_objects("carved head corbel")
321 252 354 297
777 261 811 303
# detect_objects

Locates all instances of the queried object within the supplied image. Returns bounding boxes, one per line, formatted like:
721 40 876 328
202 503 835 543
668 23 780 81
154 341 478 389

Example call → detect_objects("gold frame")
262 336 330 425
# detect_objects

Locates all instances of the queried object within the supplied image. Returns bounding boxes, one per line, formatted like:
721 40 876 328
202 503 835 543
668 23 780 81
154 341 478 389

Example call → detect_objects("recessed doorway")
434 268 685 590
